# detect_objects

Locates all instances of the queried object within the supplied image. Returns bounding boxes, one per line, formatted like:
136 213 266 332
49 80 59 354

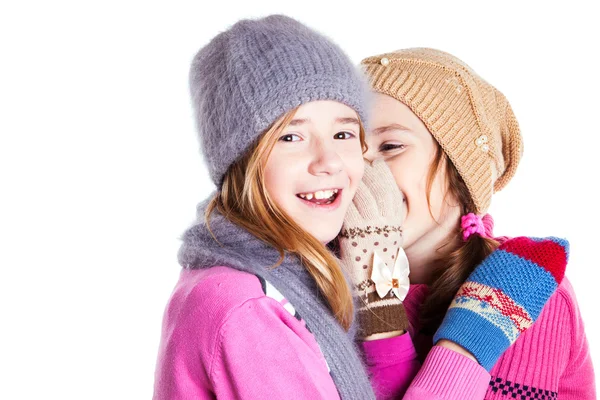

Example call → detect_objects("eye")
379 143 406 152
279 134 302 142
334 131 355 140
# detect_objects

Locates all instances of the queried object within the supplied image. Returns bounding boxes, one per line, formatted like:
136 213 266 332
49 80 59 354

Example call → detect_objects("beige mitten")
339 160 410 338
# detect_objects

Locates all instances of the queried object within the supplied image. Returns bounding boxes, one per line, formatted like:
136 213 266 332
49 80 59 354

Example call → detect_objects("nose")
363 143 379 163
308 141 343 176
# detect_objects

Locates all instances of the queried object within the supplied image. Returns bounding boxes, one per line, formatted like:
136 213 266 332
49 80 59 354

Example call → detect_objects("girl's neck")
405 220 460 285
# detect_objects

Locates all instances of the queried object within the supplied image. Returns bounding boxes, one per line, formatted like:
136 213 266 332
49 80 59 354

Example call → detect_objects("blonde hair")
206 108 367 330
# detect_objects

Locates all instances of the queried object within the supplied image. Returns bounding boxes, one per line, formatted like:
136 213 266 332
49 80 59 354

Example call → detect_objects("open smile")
296 188 342 208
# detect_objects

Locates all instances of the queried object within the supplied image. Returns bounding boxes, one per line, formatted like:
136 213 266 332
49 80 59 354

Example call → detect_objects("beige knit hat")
361 48 523 214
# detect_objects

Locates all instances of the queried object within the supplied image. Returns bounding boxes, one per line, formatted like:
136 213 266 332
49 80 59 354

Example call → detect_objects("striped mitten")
433 236 569 371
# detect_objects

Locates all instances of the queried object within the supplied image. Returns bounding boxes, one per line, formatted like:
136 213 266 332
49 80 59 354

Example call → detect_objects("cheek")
365 137 379 160
427 171 451 217
385 155 423 197
386 153 433 222
264 153 293 206
339 145 365 189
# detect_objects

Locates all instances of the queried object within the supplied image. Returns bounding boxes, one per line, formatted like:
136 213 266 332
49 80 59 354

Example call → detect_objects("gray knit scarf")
178 200 376 400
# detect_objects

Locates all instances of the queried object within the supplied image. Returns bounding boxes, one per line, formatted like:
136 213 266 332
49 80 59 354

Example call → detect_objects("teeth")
299 189 339 200
316 190 334 200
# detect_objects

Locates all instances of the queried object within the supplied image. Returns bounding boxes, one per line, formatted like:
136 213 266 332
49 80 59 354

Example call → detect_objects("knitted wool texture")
434 236 569 371
179 201 377 399
361 48 523 214
339 161 409 337
190 14 369 187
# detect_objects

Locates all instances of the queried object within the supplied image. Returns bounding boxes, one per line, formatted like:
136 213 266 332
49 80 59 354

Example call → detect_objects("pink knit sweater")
402 277 596 399
154 267 491 399
153 267 595 399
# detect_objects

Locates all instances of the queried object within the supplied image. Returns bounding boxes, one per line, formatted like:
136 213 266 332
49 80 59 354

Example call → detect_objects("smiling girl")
153 15 390 399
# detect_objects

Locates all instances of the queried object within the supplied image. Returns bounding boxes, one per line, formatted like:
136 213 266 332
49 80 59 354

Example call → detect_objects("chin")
310 228 340 244
303 221 343 244
400 228 414 249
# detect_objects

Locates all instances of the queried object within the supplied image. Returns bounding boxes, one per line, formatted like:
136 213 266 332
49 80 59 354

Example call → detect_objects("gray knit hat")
189 14 369 187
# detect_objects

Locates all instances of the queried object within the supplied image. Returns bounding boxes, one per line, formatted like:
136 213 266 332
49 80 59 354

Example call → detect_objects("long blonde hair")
206 108 367 331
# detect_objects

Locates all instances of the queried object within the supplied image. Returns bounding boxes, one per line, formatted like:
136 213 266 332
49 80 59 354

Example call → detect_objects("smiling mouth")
296 189 340 205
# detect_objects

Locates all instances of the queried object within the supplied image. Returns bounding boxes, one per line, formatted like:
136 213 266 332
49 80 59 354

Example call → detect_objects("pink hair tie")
461 213 486 241
481 214 495 237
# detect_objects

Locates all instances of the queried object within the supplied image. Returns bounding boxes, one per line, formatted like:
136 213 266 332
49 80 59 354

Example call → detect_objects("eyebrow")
288 118 309 126
371 123 413 136
336 117 360 125
287 117 360 126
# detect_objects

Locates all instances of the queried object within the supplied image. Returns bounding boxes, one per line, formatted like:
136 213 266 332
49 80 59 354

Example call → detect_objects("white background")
1 1 598 398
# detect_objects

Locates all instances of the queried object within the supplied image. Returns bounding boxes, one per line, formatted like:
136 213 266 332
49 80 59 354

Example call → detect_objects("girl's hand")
434 236 569 370
338 159 409 339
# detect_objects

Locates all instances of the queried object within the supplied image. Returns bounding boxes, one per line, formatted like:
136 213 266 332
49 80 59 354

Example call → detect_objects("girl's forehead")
293 101 359 119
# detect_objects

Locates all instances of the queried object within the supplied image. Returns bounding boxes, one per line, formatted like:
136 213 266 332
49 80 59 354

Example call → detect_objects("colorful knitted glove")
433 236 569 371
339 160 409 338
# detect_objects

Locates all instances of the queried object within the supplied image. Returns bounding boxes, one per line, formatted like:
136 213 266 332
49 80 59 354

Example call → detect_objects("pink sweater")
153 267 491 399
402 278 596 400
